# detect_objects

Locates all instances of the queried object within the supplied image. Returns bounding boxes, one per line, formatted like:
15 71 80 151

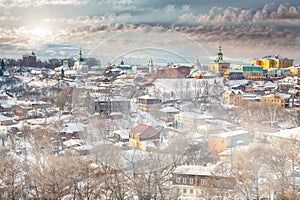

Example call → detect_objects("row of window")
175 177 205 185
263 99 283 103
178 188 232 198
177 188 207 195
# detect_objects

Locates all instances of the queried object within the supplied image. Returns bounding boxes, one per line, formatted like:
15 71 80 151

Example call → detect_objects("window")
183 188 187 193
190 189 193 194
201 179 205 185
190 178 193 184
176 177 180 183
183 177 186 184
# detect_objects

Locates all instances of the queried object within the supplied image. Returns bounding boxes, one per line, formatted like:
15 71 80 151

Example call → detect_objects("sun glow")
31 26 50 35
21 26 54 42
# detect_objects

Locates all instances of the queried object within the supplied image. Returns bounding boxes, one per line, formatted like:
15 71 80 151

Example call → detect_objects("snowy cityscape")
0 1 300 200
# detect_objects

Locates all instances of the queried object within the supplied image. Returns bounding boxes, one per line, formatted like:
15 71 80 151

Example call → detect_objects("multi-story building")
137 95 161 112
209 46 230 76
223 69 244 80
222 89 243 105
22 51 37 67
172 164 235 199
288 65 300 76
157 65 191 78
95 96 131 116
174 112 208 132
251 55 293 69
261 93 290 107
231 64 263 78
267 68 291 77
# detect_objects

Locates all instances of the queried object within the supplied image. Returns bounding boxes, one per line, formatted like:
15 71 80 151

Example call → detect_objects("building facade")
261 93 290 107
22 51 37 67
174 112 208 132
172 165 235 199
138 95 161 112
251 55 293 69
231 64 263 78
222 89 243 105
157 66 191 78
208 130 250 154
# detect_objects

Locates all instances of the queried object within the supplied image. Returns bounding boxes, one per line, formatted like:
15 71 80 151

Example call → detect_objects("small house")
208 130 250 154
222 89 243 104
0 115 13 125
129 124 160 151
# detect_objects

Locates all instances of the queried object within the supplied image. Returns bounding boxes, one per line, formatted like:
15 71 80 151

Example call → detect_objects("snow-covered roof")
62 122 85 133
268 127 300 141
160 106 180 113
261 55 291 60
0 103 12 108
211 129 248 138
0 114 13 121
73 144 93 151
227 69 242 73
224 89 243 95
138 94 160 100
173 163 221 176
114 129 129 139
175 112 209 119
219 143 252 156
63 139 83 148
262 93 290 99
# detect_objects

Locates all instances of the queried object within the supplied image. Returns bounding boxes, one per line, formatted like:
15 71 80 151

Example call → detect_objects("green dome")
77 58 85 62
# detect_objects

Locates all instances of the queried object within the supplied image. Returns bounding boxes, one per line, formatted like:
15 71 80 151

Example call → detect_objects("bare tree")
230 144 269 199
265 139 300 200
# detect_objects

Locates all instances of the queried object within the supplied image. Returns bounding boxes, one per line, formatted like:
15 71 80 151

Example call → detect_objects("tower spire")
216 45 223 61
79 48 82 59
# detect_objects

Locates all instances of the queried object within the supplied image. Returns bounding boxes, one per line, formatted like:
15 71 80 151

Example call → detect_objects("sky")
0 0 299 66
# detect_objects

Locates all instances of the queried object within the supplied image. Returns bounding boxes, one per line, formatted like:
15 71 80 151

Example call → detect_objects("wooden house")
0 115 13 125
137 95 161 112
172 164 235 199
129 124 160 151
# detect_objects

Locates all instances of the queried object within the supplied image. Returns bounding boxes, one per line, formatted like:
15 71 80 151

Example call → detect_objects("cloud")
0 0 89 7
166 4 176 12
0 11 21 21
179 3 300 26
43 12 132 25
182 4 190 12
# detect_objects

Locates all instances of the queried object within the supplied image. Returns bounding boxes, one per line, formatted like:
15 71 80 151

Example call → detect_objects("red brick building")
157 66 191 78
22 51 37 67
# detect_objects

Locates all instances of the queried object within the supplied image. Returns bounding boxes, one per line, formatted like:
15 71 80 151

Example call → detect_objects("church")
73 48 89 73
209 46 231 76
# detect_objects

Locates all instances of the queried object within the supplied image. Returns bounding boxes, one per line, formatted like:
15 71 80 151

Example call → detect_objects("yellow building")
261 93 290 107
251 55 293 69
222 89 243 104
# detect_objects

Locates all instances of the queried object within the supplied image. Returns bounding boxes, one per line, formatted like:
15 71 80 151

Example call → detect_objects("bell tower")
216 45 223 61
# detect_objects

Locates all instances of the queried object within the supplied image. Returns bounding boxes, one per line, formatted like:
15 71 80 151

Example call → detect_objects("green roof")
77 58 85 62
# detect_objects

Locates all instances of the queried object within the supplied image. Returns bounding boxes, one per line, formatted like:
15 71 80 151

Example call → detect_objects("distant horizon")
0 1 299 65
